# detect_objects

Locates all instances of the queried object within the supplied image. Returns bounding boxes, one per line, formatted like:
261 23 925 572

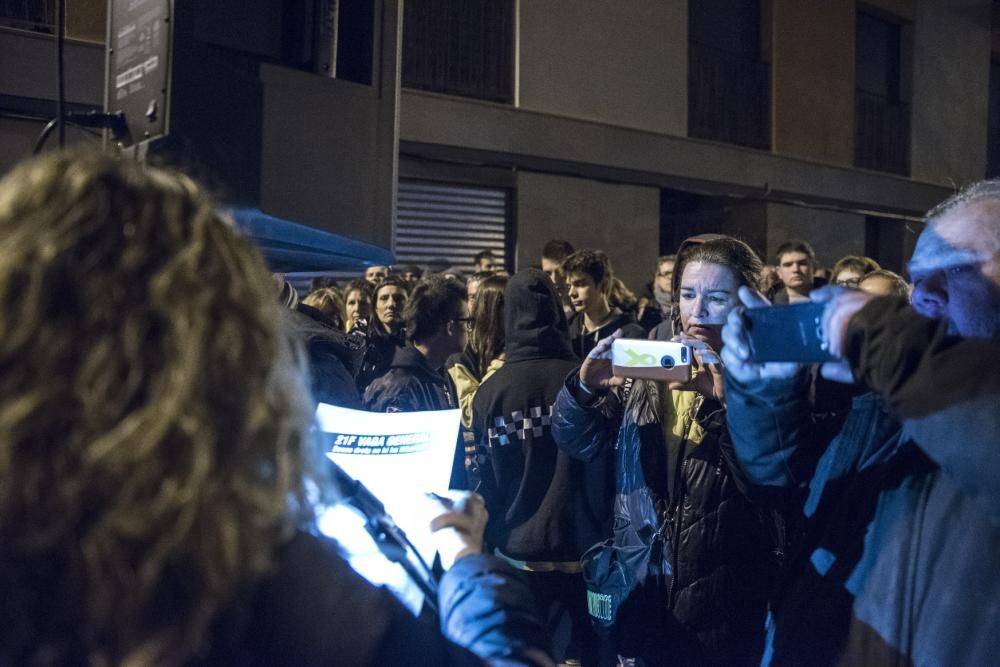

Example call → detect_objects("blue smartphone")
743 302 837 363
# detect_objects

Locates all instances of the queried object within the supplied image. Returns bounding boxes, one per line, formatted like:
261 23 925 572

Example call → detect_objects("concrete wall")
0 31 105 175
517 0 687 136
910 0 992 185
516 171 659 291
765 202 866 267
771 0 855 165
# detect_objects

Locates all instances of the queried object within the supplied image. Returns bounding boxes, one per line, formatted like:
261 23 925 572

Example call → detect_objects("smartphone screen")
743 302 837 363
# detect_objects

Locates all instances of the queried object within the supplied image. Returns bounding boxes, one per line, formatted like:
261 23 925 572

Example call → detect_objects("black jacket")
363 344 453 413
283 306 364 409
473 269 613 562
354 321 406 394
200 532 551 666
567 309 644 359
552 358 779 665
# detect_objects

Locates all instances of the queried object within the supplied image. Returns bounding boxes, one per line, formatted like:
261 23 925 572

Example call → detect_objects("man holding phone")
721 180 1000 666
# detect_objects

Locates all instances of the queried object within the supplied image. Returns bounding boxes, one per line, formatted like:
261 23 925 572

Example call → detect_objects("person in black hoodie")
472 269 614 667
562 249 644 358
363 275 467 413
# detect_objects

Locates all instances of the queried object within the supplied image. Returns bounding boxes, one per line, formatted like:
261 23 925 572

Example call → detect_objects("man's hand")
428 491 488 570
810 286 876 384
720 287 800 383
669 335 725 402
579 329 626 392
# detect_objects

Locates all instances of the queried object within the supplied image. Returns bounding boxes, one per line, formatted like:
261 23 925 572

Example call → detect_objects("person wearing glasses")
830 255 881 288
363 275 469 414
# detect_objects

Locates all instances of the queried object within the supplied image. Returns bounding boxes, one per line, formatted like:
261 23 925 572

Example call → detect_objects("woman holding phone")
552 237 781 667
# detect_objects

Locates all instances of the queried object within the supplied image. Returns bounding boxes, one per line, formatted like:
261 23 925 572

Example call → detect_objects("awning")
231 207 394 273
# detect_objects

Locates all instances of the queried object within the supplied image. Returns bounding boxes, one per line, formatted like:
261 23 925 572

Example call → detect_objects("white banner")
314 404 462 613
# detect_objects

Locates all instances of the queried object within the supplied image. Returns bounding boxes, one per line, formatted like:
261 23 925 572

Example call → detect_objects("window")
402 0 514 103
395 180 512 274
688 0 770 150
0 0 56 32
854 9 910 175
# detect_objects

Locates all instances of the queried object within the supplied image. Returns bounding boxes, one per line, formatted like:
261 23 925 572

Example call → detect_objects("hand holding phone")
611 338 692 383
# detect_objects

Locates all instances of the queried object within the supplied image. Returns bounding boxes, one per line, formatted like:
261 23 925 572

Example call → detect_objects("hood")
503 268 574 362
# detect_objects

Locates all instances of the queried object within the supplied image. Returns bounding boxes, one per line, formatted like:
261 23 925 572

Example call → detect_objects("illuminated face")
365 265 388 285
654 259 675 293
909 201 1000 338
678 261 740 351
777 251 814 291
566 271 604 315
375 285 406 331
344 288 371 328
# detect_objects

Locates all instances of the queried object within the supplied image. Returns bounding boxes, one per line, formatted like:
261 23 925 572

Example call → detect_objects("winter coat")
353 321 405 393
363 344 452 413
197 532 552 666
473 269 613 564
726 297 1000 666
282 305 364 409
552 375 778 666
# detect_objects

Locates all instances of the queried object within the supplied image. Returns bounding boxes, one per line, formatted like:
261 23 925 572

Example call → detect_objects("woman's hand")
428 491 488 570
579 329 626 392
669 335 725 402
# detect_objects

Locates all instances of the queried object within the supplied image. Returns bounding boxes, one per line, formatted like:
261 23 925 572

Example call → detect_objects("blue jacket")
726 297 1000 666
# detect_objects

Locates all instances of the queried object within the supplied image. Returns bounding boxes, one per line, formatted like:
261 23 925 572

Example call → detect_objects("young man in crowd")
562 249 643 358
473 250 499 274
472 269 611 667
721 180 1000 665
355 277 408 392
771 240 817 303
540 239 575 318
364 275 467 412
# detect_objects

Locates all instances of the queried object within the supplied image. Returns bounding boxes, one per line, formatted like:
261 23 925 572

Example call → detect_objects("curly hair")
0 150 319 666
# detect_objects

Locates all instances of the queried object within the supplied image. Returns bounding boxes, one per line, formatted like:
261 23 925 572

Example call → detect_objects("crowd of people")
1 147 997 667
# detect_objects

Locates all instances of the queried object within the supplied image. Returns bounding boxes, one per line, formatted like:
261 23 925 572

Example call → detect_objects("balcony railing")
855 90 910 175
688 40 770 150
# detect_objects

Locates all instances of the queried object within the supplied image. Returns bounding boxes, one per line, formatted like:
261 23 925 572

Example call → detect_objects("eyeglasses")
453 317 473 332
834 278 861 287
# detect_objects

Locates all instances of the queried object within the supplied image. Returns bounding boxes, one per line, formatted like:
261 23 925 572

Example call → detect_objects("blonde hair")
0 149 319 665
303 286 346 326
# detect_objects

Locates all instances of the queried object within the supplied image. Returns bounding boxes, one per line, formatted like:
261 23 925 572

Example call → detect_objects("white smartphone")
611 339 692 382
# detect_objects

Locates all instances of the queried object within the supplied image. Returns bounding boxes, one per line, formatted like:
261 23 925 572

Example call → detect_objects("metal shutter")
395 179 509 274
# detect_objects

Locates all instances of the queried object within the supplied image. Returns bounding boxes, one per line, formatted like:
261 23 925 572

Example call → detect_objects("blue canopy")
231 207 394 273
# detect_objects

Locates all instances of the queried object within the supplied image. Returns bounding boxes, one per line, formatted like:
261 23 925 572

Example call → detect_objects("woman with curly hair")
0 150 549 667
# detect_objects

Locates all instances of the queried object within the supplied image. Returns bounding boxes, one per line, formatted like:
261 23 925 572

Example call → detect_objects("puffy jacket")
552 375 778 666
363 344 452 413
